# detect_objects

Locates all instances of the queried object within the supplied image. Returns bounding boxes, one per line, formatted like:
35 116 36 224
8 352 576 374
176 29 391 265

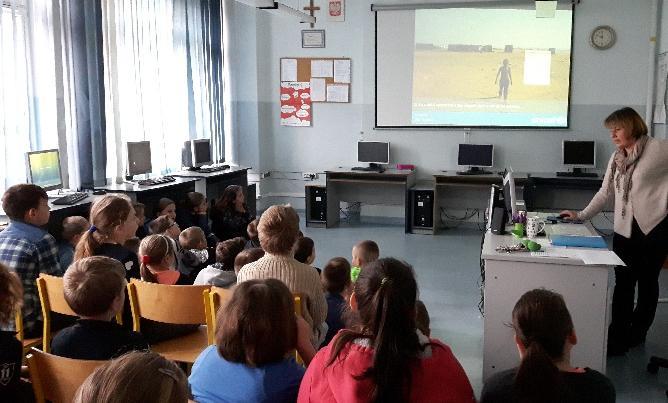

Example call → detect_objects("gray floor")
302 219 668 402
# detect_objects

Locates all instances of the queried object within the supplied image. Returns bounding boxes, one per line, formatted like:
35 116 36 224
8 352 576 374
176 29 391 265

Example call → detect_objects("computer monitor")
503 169 517 218
26 149 63 191
358 141 390 165
192 139 212 167
457 144 494 175
562 140 596 169
126 141 152 177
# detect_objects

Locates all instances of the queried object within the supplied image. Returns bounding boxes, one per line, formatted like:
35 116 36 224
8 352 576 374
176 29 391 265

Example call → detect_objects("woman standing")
561 107 668 355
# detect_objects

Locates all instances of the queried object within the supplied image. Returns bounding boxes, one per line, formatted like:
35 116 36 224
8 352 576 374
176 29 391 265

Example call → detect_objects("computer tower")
306 185 326 227
412 189 434 228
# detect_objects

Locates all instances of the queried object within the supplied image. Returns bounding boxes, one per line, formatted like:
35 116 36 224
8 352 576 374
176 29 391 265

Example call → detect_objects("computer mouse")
92 189 107 195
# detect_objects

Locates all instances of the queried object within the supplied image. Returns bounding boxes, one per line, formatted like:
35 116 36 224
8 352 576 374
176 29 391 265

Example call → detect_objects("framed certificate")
302 30 325 48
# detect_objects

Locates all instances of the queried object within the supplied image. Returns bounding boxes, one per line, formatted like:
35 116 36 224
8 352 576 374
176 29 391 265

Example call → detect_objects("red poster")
280 82 311 127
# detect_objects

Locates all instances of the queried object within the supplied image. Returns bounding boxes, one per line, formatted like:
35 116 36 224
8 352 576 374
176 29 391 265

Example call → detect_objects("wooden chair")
36 274 77 353
293 293 305 365
15 306 42 354
26 347 106 403
127 280 210 363
203 286 233 345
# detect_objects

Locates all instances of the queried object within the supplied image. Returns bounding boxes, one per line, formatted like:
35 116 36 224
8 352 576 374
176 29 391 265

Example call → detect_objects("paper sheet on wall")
310 78 326 102
281 59 297 82
326 84 349 102
333 59 351 83
280 82 311 127
653 52 668 123
311 60 333 78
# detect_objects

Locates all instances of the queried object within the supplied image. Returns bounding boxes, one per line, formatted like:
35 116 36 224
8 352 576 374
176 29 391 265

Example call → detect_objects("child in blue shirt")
321 257 352 346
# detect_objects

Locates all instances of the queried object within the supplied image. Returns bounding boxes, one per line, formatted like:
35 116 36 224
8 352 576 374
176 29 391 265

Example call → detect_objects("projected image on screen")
408 8 572 127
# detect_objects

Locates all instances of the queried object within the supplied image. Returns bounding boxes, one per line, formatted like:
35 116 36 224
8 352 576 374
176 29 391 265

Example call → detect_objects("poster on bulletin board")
280 82 312 126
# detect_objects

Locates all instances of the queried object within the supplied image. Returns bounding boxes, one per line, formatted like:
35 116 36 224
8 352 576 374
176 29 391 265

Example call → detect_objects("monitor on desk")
182 139 213 169
457 144 493 175
356 141 390 171
126 141 152 177
26 149 63 191
560 140 596 176
503 169 517 218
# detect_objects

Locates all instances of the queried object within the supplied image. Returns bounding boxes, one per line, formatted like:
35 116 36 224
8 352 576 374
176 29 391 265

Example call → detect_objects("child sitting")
156 197 176 221
51 256 148 360
74 351 188 403
0 184 62 337
321 257 351 346
233 248 265 274
58 216 89 270
294 236 320 274
133 202 148 239
245 218 260 249
350 240 379 282
138 235 190 285
178 226 210 279
0 263 34 402
194 237 246 287
176 192 215 246
148 215 180 239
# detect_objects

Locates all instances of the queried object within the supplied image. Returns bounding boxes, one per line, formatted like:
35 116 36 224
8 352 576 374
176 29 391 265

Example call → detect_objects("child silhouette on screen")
495 59 512 101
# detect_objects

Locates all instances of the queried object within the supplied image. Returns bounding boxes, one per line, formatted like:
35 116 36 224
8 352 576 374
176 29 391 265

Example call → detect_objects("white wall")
226 0 661 209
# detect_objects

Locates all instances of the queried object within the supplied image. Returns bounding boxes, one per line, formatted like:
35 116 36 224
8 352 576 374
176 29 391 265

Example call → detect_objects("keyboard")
52 192 89 205
136 176 176 186
198 165 230 173
556 172 599 178
351 167 385 173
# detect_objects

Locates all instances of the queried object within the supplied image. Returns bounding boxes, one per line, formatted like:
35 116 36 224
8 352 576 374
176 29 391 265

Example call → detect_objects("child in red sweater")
298 257 475 403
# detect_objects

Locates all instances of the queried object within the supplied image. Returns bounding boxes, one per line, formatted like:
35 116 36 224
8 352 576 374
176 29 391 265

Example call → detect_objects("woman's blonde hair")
0 263 22 325
74 195 133 261
73 351 188 403
257 205 300 254
604 107 648 139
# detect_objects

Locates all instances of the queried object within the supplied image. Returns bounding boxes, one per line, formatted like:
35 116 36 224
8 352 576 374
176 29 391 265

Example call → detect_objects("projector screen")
375 5 574 128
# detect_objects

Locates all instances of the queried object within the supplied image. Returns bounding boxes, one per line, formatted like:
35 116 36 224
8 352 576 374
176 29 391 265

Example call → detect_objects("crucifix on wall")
302 0 319 28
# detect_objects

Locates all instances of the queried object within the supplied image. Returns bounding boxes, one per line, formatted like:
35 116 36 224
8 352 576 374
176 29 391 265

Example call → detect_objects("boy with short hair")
245 218 260 249
194 237 246 288
51 256 148 359
133 202 148 239
0 184 61 337
178 226 210 279
350 240 380 282
321 257 352 346
58 216 89 270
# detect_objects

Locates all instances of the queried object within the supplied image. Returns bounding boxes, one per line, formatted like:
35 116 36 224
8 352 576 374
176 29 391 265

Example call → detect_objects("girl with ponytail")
480 289 615 403
138 235 190 285
74 195 139 280
298 258 474 403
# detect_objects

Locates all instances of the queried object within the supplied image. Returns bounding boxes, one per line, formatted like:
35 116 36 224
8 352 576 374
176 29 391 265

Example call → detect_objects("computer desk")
524 172 610 211
481 218 615 381
325 169 416 231
170 166 255 216
47 194 103 241
100 177 199 218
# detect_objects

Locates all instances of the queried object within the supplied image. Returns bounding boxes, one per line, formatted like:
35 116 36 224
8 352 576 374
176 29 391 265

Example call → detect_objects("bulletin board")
280 57 351 103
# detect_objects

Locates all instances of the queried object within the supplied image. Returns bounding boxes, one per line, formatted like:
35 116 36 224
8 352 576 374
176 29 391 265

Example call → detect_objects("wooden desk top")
434 171 529 185
326 168 416 184
100 176 199 193
171 166 249 179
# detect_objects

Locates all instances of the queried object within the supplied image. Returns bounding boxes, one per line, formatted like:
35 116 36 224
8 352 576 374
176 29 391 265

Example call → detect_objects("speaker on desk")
490 206 507 235
412 190 433 228
306 185 326 225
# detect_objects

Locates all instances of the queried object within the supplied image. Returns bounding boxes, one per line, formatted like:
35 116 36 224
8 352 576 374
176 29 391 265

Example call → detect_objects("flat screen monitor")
26 149 62 191
192 139 212 167
358 141 390 164
126 141 152 176
458 144 494 167
562 140 596 168
503 169 517 217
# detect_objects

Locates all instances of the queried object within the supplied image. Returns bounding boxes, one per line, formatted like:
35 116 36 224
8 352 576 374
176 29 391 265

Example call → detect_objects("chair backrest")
27 347 106 403
37 274 77 353
293 293 305 365
204 286 233 345
127 279 210 332
15 306 25 342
